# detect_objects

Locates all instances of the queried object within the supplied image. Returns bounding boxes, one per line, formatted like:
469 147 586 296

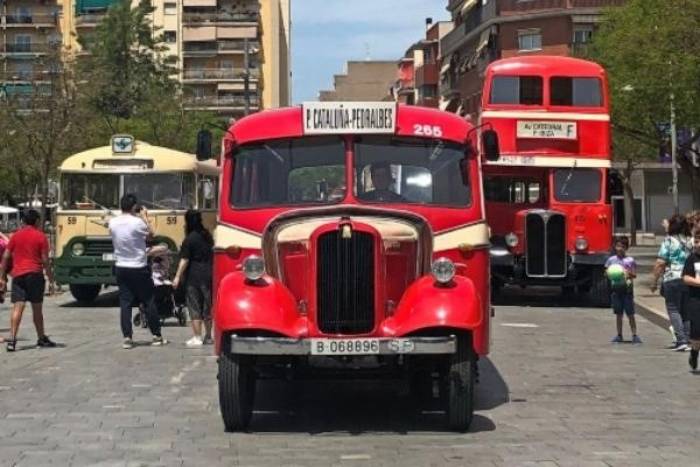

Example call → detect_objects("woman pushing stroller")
173 210 214 348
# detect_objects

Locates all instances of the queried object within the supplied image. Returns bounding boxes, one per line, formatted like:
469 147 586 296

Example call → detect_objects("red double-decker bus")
480 56 612 305
196 102 500 432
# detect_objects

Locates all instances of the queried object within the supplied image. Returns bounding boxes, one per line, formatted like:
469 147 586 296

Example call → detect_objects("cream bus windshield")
124 173 194 210
61 174 120 209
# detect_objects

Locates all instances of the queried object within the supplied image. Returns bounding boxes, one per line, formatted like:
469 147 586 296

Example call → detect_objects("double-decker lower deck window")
553 168 601 203
484 176 540 204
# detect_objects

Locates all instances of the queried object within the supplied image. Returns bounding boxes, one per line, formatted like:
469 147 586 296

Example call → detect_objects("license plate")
102 253 115 261
311 338 380 355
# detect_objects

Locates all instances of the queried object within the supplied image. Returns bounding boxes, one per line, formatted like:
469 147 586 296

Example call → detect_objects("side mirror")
196 129 212 161
483 129 500 161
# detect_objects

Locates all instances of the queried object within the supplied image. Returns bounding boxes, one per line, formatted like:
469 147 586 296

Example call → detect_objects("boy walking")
0 210 56 352
682 229 700 370
605 236 642 344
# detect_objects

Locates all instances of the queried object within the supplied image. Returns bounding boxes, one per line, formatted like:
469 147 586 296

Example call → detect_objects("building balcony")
183 95 260 111
1 43 51 55
182 40 260 56
2 14 58 27
415 63 439 87
182 68 260 81
75 13 106 27
0 70 51 82
570 41 591 56
182 12 259 26
441 0 497 56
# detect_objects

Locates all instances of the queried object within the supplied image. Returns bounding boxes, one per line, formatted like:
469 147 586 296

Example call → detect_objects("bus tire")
69 284 101 303
219 342 256 432
589 267 610 308
447 334 475 432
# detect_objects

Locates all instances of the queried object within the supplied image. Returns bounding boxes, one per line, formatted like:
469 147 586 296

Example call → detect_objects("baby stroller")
133 245 187 328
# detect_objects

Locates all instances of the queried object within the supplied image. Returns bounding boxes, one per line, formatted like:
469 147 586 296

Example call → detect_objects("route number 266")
413 124 443 137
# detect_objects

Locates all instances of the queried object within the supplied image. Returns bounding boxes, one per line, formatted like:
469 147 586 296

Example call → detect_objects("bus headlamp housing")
242 255 265 281
575 237 589 251
72 243 85 256
505 232 519 248
431 257 456 284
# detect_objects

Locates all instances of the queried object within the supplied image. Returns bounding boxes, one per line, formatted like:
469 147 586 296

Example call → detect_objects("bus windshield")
61 174 120 210
230 137 346 208
124 173 195 210
354 136 471 207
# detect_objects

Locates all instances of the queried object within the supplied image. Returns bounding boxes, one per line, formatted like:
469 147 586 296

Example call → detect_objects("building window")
573 28 593 44
164 3 177 15
193 88 206 99
518 29 542 52
164 31 176 43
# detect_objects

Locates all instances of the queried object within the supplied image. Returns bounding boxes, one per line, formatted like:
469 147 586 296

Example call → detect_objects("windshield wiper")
140 200 172 210
84 197 110 211
558 160 578 197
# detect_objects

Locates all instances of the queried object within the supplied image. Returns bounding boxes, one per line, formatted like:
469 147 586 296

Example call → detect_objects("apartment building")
439 0 624 118
0 0 63 97
318 61 397 102
13 0 289 118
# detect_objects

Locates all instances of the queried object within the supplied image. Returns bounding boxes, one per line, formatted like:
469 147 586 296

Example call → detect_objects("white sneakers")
186 336 213 347
186 336 204 347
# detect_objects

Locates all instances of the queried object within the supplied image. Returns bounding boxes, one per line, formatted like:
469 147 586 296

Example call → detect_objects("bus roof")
485 56 606 78
226 104 473 146
59 141 219 174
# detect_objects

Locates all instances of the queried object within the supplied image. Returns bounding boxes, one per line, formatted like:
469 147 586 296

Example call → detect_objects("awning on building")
218 82 257 91
440 60 451 75
182 26 216 42
460 0 477 17
440 97 460 113
455 103 463 116
217 26 257 39
75 0 116 14
183 0 217 6
476 29 491 55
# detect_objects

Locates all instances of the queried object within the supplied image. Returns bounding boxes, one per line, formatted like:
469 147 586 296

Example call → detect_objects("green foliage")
585 0 700 162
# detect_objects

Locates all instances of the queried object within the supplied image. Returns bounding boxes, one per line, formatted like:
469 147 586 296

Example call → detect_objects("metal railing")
182 68 260 80
184 95 260 107
182 12 259 24
182 40 259 54
0 70 52 81
3 14 58 25
2 43 51 53
75 13 106 26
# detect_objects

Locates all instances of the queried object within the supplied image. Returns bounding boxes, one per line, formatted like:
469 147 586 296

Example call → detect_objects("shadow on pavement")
59 290 120 308
246 356 508 435
493 285 605 309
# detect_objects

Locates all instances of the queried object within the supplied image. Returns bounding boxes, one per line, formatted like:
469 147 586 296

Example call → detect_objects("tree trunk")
621 162 637 246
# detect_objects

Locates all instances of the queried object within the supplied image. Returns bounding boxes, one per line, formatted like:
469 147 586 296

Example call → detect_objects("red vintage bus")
196 102 500 432
480 56 612 305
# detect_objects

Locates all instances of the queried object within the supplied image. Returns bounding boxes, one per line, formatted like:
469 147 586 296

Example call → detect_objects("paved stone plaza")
1 288 698 467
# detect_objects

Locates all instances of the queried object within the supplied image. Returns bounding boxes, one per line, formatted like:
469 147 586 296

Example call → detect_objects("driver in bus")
359 162 406 202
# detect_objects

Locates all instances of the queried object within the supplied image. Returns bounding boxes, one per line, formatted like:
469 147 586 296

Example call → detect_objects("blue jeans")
662 279 690 344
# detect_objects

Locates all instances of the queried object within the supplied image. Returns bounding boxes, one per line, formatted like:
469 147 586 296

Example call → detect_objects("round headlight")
505 232 519 248
242 255 265 281
431 257 456 284
575 237 589 251
72 243 85 256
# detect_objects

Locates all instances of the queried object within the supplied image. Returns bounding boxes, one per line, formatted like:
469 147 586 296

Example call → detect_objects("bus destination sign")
303 102 396 135
516 121 577 140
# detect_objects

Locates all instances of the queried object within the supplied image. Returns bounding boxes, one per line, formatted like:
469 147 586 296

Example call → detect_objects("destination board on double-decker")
516 121 577 140
303 102 396 135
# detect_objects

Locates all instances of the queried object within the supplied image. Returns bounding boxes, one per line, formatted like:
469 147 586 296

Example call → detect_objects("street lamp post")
670 93 680 214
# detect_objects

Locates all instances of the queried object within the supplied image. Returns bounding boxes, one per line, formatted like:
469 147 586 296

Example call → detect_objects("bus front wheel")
69 284 102 303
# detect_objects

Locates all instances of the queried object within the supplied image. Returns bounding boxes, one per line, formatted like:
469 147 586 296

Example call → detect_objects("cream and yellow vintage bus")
55 135 219 302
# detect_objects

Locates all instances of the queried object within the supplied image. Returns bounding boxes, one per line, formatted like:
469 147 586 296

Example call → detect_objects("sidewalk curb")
635 296 671 332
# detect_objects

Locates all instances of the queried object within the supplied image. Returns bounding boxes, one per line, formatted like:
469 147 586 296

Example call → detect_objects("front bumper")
228 335 457 355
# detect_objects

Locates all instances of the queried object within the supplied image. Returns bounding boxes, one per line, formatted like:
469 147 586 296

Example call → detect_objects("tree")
78 0 225 154
0 49 89 226
585 0 700 235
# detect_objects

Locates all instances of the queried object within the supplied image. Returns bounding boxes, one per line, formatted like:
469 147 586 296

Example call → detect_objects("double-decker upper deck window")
231 137 346 208
489 76 543 105
550 77 603 107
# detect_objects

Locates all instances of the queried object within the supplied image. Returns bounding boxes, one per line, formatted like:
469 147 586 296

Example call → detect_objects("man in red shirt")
0 210 55 352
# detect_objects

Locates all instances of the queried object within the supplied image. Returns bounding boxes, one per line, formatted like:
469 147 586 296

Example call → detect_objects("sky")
291 1 450 104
